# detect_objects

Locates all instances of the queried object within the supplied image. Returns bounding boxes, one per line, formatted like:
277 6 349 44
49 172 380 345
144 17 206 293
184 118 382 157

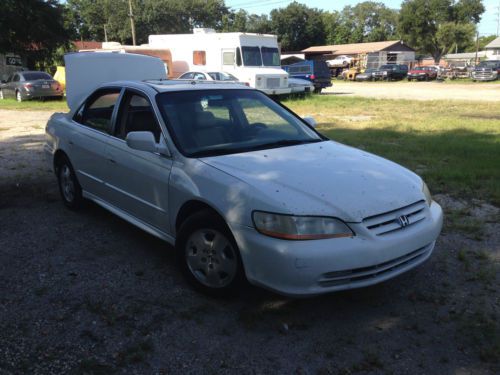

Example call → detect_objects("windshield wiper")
254 138 323 149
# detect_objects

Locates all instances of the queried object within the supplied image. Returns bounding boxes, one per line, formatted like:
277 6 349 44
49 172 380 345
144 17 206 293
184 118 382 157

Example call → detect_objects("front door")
105 90 173 235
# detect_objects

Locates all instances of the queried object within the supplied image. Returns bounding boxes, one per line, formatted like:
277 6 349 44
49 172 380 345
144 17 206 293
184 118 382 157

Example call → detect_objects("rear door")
104 89 173 234
69 88 122 199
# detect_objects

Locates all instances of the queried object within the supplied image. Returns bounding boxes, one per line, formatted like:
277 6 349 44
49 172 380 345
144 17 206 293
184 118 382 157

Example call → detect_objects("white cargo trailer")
148 28 291 95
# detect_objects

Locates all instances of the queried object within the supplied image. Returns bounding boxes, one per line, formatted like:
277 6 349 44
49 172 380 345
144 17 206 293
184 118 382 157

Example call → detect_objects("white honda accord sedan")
45 53 443 296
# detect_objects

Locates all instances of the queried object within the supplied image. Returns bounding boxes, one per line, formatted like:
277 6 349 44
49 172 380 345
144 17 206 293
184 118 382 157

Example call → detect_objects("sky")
225 0 500 37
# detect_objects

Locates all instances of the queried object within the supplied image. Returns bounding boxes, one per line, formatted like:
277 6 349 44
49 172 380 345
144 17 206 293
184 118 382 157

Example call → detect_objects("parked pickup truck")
471 60 500 81
407 66 438 81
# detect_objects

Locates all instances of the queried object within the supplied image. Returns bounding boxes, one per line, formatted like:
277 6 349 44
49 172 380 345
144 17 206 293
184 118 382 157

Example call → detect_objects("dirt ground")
0 109 499 374
323 81 500 101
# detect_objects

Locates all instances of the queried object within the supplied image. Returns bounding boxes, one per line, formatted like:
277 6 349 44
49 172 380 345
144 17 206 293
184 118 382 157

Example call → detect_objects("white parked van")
148 28 291 95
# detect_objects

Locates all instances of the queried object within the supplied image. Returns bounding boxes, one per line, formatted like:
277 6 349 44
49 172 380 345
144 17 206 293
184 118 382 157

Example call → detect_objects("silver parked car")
0 71 64 102
45 52 443 297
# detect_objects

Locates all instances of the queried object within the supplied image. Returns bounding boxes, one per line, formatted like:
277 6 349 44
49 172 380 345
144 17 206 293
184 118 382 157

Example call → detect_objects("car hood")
202 141 423 222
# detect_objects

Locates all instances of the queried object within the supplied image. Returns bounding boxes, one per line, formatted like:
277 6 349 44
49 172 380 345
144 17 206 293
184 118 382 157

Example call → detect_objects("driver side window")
115 91 162 143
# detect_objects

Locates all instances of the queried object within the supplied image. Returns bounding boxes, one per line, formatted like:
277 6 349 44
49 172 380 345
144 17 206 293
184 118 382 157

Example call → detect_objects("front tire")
56 157 83 210
176 210 245 297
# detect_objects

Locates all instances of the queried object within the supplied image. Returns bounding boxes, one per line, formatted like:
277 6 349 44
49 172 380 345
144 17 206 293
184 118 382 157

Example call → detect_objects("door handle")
108 158 117 164
68 140 74 145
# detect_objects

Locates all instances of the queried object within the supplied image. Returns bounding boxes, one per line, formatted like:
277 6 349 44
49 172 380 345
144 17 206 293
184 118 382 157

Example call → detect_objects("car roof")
98 79 252 93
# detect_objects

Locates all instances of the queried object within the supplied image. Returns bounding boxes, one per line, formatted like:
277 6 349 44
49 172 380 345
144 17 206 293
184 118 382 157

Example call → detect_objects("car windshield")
208 72 238 81
241 46 262 66
23 72 52 80
477 61 499 68
261 47 280 66
156 89 323 157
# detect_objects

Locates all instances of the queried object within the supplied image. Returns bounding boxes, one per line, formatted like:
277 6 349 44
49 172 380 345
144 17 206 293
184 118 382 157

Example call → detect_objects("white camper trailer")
148 28 291 95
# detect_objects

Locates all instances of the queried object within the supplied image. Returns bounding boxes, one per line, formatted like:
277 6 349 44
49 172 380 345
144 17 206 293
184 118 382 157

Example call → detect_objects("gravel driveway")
324 82 500 101
0 109 499 374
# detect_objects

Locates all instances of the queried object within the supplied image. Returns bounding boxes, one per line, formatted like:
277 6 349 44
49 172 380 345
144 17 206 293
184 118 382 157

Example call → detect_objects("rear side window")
13 74 20 82
74 89 121 134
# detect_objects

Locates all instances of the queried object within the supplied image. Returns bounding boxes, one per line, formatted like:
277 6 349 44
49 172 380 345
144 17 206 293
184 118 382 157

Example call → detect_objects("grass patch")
458 309 500 363
0 97 68 111
284 96 500 205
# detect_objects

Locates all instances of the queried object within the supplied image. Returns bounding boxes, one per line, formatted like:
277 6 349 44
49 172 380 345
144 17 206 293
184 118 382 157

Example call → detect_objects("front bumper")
471 72 498 81
408 74 428 80
259 87 292 96
231 201 443 297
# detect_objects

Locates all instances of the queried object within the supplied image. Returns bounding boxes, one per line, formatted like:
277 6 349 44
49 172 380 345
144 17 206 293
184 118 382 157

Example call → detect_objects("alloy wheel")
185 229 237 288
60 164 75 203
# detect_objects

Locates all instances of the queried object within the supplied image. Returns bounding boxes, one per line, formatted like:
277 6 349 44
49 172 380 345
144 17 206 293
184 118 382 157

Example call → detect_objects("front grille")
318 243 432 287
363 200 427 236
266 77 280 88
472 71 496 80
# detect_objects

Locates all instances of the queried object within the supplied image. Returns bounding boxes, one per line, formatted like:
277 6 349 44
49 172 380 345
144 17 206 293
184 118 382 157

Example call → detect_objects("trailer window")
193 51 206 66
261 47 280 66
223 51 235 65
241 46 262 66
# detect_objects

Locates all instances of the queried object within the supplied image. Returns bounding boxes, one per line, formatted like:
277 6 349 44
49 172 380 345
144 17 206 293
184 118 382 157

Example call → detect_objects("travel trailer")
148 28 291 95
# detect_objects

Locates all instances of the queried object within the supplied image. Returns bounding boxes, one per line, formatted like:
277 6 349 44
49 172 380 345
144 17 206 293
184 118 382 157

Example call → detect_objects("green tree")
65 0 229 45
398 0 484 62
339 2 398 43
0 0 69 69
270 2 325 51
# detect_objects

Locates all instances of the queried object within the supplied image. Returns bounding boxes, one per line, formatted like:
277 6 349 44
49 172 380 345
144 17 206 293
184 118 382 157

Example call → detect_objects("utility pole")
104 24 108 43
128 0 136 46
475 32 479 66
497 0 500 36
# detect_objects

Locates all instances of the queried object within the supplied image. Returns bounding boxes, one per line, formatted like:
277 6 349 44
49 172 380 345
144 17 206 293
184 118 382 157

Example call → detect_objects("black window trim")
111 86 173 158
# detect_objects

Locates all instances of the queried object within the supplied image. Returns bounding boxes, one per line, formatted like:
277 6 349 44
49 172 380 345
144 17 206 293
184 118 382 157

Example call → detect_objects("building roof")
73 41 103 50
485 36 500 49
444 51 487 60
302 40 412 55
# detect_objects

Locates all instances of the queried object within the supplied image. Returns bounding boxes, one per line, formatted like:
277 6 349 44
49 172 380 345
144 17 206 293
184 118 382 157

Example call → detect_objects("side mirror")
126 131 158 153
303 116 317 128
126 131 171 157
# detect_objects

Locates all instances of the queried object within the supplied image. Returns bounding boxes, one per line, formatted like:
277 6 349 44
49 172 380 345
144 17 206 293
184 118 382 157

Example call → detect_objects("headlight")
422 182 432 206
252 211 354 240
383 71 388 75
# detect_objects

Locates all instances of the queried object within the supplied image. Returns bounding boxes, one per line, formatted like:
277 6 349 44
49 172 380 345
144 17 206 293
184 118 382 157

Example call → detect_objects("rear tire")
176 210 245 297
56 157 83 210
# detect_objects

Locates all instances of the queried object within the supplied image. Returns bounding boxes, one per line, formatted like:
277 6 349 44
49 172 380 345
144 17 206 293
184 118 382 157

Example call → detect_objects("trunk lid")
64 52 167 111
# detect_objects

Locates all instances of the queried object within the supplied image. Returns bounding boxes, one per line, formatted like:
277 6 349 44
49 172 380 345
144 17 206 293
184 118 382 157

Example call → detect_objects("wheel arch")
175 200 228 236
53 149 69 174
